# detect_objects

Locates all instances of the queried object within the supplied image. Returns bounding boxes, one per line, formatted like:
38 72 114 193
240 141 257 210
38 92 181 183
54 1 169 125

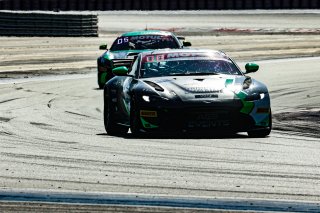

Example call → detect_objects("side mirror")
245 63 259 73
99 44 108 50
112 66 128 76
183 41 192 47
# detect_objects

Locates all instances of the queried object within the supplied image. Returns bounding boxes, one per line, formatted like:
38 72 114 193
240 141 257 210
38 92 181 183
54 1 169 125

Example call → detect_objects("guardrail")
0 0 319 10
0 11 98 37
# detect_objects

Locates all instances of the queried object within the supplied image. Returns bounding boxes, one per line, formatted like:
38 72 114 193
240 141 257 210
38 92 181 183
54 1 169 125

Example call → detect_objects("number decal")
145 54 165 62
117 37 129 45
146 56 154 62
156 55 165 61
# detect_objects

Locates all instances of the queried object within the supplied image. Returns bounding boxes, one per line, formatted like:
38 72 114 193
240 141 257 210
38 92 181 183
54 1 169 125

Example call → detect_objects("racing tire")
97 72 105 89
104 97 128 136
98 83 104 89
247 112 272 138
130 98 142 136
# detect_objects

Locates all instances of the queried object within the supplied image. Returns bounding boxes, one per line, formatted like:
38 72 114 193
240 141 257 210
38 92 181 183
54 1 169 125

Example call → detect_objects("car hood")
142 75 267 102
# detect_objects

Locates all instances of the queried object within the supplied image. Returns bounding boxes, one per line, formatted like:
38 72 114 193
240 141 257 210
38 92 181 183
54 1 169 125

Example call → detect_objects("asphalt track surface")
1 10 320 212
0 56 320 211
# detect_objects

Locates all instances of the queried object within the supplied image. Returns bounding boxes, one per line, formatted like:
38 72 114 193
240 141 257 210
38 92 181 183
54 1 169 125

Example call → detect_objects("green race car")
97 30 191 88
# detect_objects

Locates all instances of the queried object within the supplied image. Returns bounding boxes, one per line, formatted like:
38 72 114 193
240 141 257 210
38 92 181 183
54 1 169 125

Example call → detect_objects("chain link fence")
0 0 319 10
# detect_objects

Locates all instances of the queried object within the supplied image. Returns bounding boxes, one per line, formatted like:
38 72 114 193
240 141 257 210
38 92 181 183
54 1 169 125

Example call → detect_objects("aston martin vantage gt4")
103 49 271 137
97 30 191 88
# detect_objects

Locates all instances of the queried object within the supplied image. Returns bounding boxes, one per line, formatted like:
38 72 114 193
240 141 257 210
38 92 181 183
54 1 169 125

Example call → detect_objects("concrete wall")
0 0 319 10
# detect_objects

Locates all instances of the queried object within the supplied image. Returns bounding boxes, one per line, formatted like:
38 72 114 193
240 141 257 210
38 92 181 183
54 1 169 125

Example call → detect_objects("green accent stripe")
100 72 108 85
140 117 158 129
240 101 254 114
236 91 254 114
225 79 234 86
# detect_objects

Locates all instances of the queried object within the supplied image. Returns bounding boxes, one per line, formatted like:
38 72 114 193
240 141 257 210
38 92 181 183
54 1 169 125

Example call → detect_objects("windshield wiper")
169 72 220 76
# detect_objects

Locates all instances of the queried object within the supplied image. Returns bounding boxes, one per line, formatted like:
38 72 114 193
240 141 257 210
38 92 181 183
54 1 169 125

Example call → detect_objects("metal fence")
0 11 98 36
0 0 319 10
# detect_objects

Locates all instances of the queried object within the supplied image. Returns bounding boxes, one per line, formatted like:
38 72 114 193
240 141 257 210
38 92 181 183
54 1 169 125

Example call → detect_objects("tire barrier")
0 0 319 10
0 11 98 37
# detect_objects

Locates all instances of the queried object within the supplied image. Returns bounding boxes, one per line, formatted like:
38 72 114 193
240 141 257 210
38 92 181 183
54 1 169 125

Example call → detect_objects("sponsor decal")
130 35 173 41
195 94 218 98
187 120 230 128
140 110 158 117
142 52 227 63
186 87 222 93
114 35 174 48
167 52 205 59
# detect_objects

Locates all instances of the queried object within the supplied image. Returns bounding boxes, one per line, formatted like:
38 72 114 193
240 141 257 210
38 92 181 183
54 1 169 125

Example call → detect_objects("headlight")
142 95 150 102
243 77 252 90
141 95 168 103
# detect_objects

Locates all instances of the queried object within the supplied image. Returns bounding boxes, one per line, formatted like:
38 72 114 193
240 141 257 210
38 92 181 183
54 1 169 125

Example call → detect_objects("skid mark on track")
24 89 34 93
30 122 52 127
271 89 307 99
0 131 13 136
3 151 320 180
65 110 91 118
47 98 55 108
0 98 21 104
0 117 12 122
274 109 320 138
53 140 78 145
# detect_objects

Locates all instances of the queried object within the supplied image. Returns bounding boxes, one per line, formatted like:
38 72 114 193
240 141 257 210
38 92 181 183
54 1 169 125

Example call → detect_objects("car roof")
121 30 173 37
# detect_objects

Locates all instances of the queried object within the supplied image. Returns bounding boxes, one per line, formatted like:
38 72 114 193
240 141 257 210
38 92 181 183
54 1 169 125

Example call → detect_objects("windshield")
110 35 179 51
139 53 242 78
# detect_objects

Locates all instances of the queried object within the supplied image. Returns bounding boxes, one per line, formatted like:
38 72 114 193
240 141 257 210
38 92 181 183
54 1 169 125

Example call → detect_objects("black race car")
103 49 271 137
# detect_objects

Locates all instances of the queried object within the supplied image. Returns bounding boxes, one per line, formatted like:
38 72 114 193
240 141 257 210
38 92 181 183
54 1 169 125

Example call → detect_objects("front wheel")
98 83 104 89
247 112 272 138
104 98 128 136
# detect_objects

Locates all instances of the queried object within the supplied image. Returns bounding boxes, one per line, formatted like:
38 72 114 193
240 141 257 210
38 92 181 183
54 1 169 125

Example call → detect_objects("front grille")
157 105 254 131
112 59 133 69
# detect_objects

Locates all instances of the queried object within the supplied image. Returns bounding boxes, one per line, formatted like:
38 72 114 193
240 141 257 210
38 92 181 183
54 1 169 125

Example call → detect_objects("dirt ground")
1 33 320 78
